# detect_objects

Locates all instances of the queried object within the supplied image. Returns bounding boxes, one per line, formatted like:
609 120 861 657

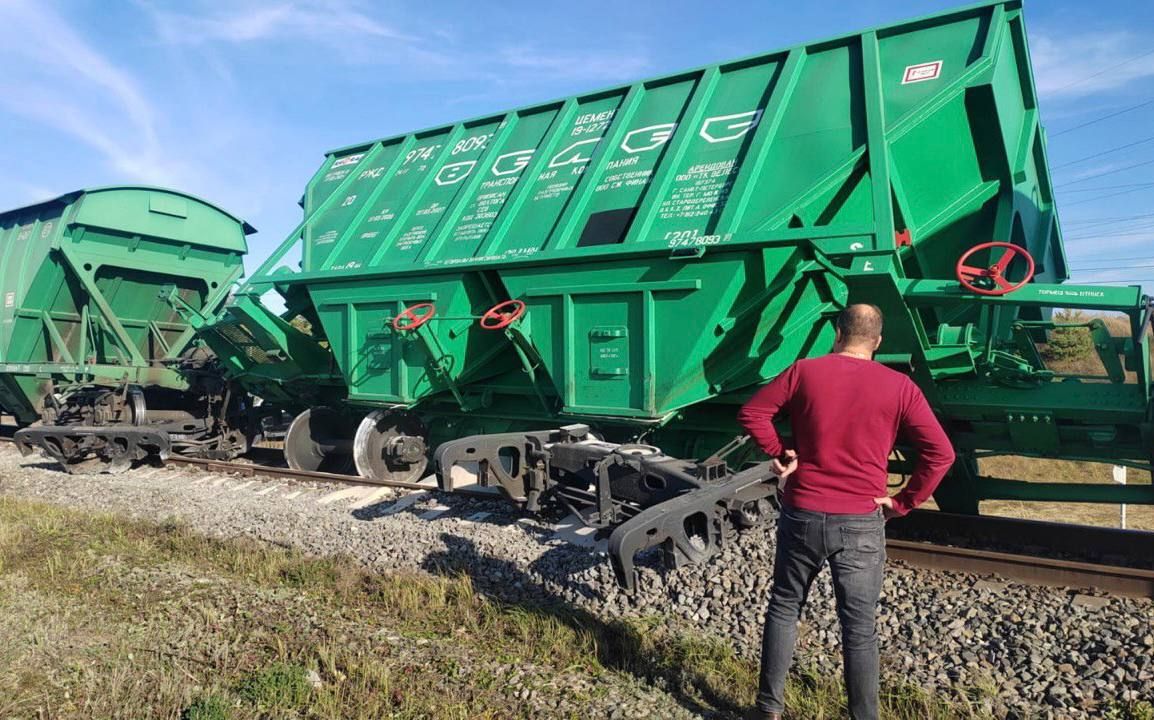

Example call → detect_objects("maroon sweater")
737 354 955 516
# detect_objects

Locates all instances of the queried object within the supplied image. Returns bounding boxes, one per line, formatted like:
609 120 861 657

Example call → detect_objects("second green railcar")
2 186 253 471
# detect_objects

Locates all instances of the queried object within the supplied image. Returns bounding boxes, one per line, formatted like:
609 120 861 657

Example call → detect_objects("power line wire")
1062 185 1154 206
1066 223 1154 240
1065 217 1154 231
1051 96 1154 137
1067 231 1154 242
1068 273 1153 281
1071 279 1149 284
1063 211 1154 225
1051 134 1154 170
1047 46 1154 95
1073 263 1154 271
1059 182 1154 193
1055 157 1154 186
1065 254 1154 262
1068 236 1154 244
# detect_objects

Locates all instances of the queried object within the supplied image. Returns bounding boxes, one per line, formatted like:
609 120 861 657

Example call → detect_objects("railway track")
2 429 1152 599
886 510 1154 598
165 452 503 501
885 538 1154 599
169 453 1154 599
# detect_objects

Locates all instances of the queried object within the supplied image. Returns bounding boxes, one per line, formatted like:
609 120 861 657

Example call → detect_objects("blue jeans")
756 504 885 720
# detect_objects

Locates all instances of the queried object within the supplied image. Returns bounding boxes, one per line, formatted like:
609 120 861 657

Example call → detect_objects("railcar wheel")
284 407 355 474
734 497 775 529
353 410 429 483
127 386 148 425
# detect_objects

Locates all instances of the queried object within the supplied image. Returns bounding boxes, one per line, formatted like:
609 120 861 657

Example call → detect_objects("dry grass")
892 450 1154 529
0 498 1001 720
921 312 1154 530
977 456 1154 531
907 457 1154 530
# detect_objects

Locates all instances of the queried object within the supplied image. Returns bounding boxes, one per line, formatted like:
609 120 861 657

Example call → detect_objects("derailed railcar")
2 187 253 471
196 1 1154 589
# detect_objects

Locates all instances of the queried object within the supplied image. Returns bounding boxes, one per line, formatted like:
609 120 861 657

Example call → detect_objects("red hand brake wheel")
479 299 526 330
392 302 436 331
955 242 1035 296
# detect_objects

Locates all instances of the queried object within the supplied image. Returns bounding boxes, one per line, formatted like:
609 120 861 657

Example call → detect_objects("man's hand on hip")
873 495 899 520
771 449 798 479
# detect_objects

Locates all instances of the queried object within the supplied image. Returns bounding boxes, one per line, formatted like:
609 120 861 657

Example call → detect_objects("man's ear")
873 335 883 351
834 328 843 345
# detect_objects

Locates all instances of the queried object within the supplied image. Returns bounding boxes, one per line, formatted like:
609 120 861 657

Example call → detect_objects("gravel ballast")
0 448 1150 718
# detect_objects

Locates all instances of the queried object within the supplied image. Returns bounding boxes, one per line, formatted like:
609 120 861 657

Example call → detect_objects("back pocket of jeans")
840 525 884 566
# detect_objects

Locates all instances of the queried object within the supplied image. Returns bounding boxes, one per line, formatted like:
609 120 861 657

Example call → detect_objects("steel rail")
886 509 1154 597
889 509 1154 569
884 538 1154 599
163 454 504 500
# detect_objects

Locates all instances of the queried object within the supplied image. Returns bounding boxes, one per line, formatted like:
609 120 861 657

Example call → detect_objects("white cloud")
142 0 438 65
498 45 653 84
12 182 64 206
1031 31 1154 100
1070 269 1151 288
1054 159 1135 185
0 1 181 186
0 0 656 263
142 0 650 83
1065 229 1154 259
1066 247 1154 287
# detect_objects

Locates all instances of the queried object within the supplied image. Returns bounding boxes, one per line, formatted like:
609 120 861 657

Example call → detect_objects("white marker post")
1112 465 1127 529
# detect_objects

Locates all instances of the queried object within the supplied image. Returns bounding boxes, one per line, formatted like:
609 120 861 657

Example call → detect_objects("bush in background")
1044 309 1094 362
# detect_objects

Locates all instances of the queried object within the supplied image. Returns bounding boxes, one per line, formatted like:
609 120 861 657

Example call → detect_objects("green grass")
235 662 313 710
0 497 996 719
181 695 232 720
1105 700 1154 720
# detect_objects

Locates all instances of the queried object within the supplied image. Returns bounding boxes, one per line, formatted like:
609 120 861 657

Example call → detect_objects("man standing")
737 304 955 720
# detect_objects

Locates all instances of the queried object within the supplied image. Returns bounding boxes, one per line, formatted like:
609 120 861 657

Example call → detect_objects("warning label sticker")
332 153 364 168
902 61 943 84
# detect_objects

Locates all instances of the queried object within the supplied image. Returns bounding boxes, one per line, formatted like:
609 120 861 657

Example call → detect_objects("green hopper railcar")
2 186 253 471
191 1 1153 589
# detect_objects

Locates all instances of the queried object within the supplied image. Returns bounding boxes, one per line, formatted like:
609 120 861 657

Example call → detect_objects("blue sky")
2 0 1154 289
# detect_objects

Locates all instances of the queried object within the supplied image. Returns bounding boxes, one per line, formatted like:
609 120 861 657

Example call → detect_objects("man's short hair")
836 304 883 343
